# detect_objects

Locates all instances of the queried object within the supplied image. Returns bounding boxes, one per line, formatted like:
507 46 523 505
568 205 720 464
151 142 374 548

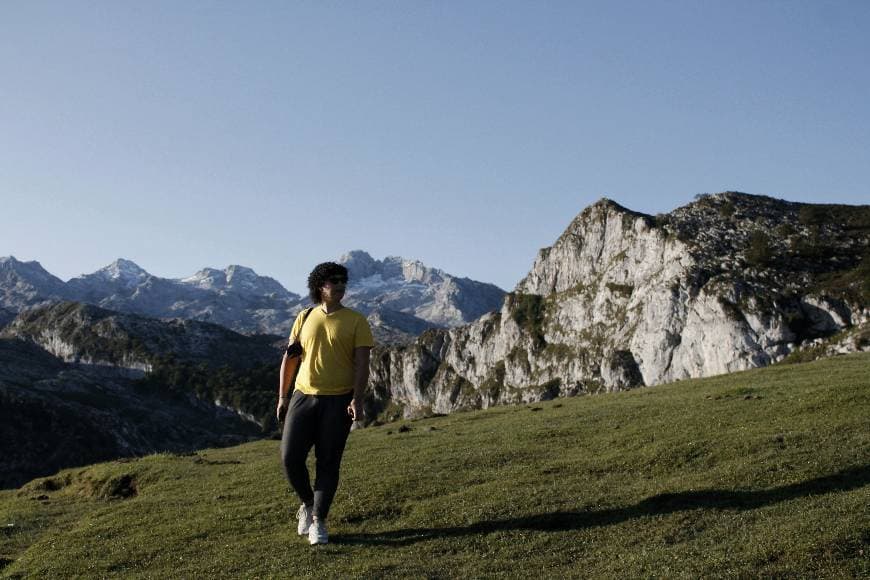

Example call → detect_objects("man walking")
277 262 374 545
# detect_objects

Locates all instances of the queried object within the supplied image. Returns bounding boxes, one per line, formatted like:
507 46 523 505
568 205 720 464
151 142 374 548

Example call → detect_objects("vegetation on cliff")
135 356 280 430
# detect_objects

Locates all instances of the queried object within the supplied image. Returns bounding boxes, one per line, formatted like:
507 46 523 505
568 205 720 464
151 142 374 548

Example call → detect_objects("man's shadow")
334 464 870 546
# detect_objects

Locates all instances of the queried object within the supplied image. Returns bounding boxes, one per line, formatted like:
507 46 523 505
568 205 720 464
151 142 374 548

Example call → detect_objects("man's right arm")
276 350 301 421
278 312 304 416
278 352 301 399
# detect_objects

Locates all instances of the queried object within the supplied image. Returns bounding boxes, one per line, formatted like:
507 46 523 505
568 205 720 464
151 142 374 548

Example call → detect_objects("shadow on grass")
334 464 870 546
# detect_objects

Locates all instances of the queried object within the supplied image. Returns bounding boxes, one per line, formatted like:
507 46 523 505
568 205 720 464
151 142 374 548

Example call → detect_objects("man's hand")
347 398 364 422
277 398 289 423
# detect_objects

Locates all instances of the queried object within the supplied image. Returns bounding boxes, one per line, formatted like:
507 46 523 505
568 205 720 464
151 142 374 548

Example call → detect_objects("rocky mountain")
4 192 867 486
0 301 287 488
0 256 68 310
0 256 504 343
0 249 506 486
180 264 295 298
0 257 304 335
63 260 303 335
364 193 870 420
1 301 282 372
339 250 505 333
67 258 151 294
0 337 262 489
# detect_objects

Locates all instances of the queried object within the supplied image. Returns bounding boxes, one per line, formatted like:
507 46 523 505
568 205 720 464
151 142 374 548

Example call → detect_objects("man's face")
321 273 347 303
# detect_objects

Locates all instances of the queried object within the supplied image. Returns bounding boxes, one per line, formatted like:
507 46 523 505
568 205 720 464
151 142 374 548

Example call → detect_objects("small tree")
746 231 773 266
798 205 827 226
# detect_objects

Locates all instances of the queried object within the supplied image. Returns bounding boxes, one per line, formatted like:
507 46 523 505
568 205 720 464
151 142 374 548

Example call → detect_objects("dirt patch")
81 473 139 500
19 474 72 495
2 524 18 537
105 474 138 499
193 456 242 466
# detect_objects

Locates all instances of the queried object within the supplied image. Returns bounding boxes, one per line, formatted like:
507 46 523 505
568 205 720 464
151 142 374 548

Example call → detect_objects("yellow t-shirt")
289 306 375 395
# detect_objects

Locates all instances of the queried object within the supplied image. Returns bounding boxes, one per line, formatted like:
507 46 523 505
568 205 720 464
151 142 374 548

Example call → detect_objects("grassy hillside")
1 354 868 578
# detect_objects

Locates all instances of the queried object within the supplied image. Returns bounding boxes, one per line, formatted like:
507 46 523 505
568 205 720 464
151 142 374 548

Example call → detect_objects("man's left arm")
349 346 371 422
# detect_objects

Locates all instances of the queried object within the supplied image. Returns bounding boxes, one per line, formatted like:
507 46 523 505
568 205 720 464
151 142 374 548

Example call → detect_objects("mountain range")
2 191 868 487
0 252 505 343
0 251 505 486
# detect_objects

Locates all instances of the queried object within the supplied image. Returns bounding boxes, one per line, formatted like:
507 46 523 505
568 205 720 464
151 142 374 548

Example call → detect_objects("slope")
1 353 867 577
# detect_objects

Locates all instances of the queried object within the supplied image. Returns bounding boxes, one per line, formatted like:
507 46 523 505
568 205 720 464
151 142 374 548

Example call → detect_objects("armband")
285 342 303 358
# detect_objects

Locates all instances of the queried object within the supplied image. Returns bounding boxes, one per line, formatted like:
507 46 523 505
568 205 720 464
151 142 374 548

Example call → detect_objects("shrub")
814 251 870 303
775 223 796 238
606 282 634 297
507 293 546 347
798 205 828 226
136 357 278 432
717 297 746 323
480 361 506 400
746 231 773 266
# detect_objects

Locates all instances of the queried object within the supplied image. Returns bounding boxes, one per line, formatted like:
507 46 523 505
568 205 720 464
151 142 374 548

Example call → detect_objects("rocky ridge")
0 337 261 489
0 255 504 342
0 301 288 487
365 193 870 420
63 260 302 335
0 256 68 310
339 250 506 336
1 301 281 372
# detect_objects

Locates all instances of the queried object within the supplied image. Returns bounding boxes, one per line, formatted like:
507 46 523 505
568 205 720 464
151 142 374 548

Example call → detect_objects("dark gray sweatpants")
280 390 353 520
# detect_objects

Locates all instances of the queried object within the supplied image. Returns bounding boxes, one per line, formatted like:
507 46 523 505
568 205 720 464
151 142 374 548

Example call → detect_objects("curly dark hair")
307 262 349 303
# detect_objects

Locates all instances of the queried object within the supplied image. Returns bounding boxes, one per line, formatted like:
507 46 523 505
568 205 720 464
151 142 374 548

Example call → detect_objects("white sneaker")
296 504 312 536
308 518 328 545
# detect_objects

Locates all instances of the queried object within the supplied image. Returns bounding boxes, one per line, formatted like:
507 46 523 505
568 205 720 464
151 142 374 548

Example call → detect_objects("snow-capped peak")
180 268 224 285
334 250 505 328
338 250 380 281
225 265 257 284
96 259 150 284
338 250 437 285
179 264 295 298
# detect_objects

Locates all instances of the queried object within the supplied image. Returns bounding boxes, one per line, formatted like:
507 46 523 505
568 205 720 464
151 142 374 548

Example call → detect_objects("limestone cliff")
1 301 280 371
366 193 870 420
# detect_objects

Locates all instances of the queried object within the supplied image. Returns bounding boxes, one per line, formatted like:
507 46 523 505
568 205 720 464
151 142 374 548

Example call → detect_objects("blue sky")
1 1 868 292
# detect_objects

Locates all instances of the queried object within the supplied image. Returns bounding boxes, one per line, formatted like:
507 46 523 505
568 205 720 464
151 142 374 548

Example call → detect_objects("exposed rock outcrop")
1 301 281 371
365 193 870 419
0 256 68 310
339 250 506 335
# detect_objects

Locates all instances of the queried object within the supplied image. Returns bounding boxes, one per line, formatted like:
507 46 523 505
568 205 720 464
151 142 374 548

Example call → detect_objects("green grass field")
2 354 868 578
